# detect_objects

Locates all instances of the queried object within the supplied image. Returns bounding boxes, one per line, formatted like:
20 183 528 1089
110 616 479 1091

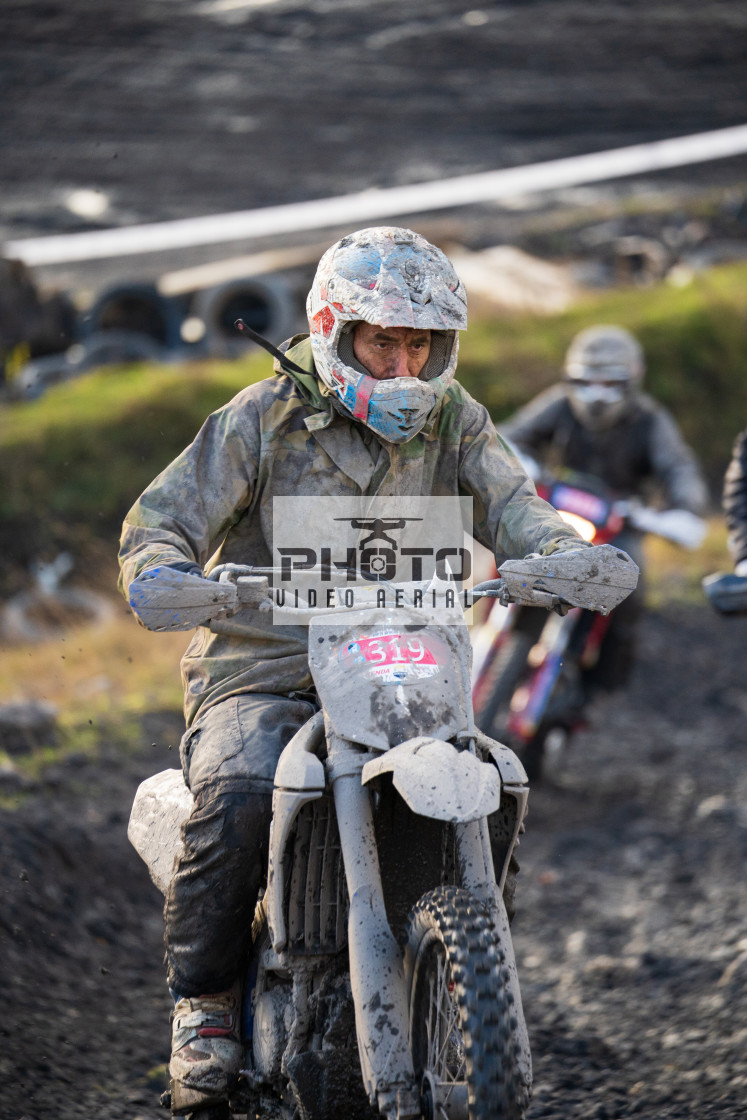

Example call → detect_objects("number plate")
338 632 442 683
551 484 609 526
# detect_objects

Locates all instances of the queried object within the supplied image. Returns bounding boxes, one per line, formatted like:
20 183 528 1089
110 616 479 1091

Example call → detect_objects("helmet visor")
566 363 633 384
569 382 627 408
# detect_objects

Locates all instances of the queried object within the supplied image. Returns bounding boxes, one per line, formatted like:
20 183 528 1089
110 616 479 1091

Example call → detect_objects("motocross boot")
169 985 242 1113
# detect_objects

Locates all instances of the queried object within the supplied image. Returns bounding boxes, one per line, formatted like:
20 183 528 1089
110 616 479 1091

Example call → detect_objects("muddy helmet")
564 325 644 430
306 227 468 443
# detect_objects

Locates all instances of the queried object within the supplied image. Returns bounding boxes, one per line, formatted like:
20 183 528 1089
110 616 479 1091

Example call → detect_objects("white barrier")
5 124 747 266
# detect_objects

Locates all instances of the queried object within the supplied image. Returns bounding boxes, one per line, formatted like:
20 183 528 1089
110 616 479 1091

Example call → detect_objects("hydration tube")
234 317 310 377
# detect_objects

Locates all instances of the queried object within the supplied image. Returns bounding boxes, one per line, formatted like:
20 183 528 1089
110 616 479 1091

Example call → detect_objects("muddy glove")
538 538 594 556
129 565 239 632
498 544 639 615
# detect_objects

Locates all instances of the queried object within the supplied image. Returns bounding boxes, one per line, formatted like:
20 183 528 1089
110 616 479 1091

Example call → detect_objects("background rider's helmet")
564 325 644 431
306 227 467 443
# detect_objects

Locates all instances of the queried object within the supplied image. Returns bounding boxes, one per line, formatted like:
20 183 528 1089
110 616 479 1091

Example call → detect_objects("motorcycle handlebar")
208 553 632 619
130 543 638 632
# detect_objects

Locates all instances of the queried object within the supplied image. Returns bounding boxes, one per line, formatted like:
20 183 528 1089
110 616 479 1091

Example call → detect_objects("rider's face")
352 323 432 381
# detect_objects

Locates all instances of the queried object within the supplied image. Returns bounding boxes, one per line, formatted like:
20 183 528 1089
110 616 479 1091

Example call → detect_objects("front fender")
362 737 500 823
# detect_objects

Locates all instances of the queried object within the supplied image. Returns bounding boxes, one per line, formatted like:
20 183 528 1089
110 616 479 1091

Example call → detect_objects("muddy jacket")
723 428 747 566
500 384 708 514
119 337 587 725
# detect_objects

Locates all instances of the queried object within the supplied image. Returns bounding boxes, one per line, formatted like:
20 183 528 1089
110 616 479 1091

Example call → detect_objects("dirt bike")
471 472 705 781
128 545 637 1120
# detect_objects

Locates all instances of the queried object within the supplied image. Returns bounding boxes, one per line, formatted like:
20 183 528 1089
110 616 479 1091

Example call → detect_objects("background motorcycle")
129 547 636 1120
471 472 704 781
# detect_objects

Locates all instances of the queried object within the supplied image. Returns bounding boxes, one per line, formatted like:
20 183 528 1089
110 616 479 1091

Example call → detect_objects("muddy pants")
165 692 318 997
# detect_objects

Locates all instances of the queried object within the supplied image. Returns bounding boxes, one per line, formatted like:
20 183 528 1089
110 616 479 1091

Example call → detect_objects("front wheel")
520 722 571 784
473 631 535 740
405 887 529 1120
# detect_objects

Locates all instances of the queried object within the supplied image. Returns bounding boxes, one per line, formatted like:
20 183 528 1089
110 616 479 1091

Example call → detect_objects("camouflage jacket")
119 336 586 724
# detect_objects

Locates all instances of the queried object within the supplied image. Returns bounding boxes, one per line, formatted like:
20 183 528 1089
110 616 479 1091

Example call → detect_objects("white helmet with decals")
306 227 468 443
564 325 644 430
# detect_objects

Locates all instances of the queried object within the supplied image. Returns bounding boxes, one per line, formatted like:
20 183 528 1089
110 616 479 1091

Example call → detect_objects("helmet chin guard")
306 227 467 443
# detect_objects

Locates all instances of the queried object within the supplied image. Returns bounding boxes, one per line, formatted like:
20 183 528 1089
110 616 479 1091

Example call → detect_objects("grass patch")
0 602 187 784
643 516 732 609
0 353 268 591
0 601 187 731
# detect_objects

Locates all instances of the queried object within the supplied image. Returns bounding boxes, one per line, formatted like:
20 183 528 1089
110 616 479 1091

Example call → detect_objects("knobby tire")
406 886 529 1120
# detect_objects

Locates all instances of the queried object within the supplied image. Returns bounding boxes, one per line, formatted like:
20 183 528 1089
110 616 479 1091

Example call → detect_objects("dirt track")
1 603 745 1120
1 3 746 1118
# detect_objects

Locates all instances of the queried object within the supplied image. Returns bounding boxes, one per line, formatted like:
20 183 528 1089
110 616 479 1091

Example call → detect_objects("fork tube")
327 735 416 1111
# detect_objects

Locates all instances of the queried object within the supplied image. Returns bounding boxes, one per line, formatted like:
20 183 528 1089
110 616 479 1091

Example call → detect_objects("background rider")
499 324 708 694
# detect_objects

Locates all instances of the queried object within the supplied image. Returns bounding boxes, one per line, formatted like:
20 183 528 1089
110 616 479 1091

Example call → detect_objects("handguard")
497 544 639 616
129 567 271 631
129 567 239 631
702 571 747 615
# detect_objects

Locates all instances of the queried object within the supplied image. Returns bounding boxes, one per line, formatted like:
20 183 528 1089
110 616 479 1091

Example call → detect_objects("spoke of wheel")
427 969 438 1069
434 952 451 1073
434 954 464 1083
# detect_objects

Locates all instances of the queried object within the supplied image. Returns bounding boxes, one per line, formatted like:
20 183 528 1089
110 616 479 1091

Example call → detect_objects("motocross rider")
118 227 593 1112
723 427 747 576
500 324 708 690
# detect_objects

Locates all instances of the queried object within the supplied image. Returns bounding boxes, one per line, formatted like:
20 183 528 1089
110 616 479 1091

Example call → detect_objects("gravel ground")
1 603 745 1120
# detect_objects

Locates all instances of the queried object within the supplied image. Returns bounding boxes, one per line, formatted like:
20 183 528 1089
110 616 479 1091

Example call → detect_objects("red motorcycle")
472 471 705 780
